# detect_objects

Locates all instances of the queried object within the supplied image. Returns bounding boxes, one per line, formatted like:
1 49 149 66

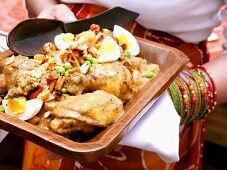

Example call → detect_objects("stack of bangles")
167 65 217 124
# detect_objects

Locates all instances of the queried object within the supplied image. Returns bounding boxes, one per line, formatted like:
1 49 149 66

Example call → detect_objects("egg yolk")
117 35 132 50
7 96 26 116
63 33 74 42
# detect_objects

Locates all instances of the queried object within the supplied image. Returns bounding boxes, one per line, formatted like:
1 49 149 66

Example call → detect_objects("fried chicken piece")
87 62 138 102
49 90 124 135
121 56 160 88
28 109 54 131
48 118 94 135
64 72 91 95
1 55 46 98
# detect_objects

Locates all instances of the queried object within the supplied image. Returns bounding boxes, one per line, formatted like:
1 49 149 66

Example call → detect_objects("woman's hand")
37 4 77 23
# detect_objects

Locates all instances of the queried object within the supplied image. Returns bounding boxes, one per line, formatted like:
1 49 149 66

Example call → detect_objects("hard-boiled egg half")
97 35 121 63
113 25 140 56
54 33 74 50
2 96 43 121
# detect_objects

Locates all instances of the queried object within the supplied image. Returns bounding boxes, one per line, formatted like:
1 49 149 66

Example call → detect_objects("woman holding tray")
23 0 227 169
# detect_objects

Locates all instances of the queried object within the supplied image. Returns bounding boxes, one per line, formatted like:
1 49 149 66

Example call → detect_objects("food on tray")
0 24 159 139
49 90 124 135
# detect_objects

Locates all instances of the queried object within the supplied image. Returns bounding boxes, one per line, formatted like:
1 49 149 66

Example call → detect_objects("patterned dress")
22 4 210 170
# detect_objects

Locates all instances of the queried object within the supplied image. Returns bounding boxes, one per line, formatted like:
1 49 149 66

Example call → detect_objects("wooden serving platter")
0 37 189 162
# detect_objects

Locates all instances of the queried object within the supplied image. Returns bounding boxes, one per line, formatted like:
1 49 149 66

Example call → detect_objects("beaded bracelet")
188 70 206 120
179 70 201 122
174 76 191 123
168 82 184 117
191 65 217 114
190 70 209 119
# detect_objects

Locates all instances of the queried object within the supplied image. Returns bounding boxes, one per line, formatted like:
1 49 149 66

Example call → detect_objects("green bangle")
169 82 184 119
187 73 201 122
176 76 191 123
173 82 184 118
168 83 179 113
191 70 209 120
168 83 182 117
180 70 201 123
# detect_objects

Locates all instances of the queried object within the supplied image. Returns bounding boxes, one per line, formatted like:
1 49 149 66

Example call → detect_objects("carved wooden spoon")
7 7 139 56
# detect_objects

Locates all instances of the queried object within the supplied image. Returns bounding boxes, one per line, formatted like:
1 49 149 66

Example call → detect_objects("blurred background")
0 1 227 170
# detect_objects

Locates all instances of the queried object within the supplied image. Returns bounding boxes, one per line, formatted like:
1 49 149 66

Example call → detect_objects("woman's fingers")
38 4 77 23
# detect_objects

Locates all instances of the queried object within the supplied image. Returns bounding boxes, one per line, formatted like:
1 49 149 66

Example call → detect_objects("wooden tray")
0 37 189 162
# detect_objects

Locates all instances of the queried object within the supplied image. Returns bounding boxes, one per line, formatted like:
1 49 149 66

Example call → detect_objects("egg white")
113 25 140 56
54 33 74 50
2 98 43 121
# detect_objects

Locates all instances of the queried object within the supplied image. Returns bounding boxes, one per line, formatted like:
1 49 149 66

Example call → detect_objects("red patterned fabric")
23 4 209 170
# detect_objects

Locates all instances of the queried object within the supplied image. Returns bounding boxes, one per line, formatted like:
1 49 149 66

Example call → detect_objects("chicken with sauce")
0 55 47 98
49 90 124 135
121 56 160 89
87 62 138 101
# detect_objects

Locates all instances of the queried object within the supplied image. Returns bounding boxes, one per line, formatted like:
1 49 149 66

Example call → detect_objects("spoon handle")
65 7 139 34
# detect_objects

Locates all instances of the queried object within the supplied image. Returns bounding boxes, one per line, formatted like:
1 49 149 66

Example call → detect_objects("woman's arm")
203 53 227 104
